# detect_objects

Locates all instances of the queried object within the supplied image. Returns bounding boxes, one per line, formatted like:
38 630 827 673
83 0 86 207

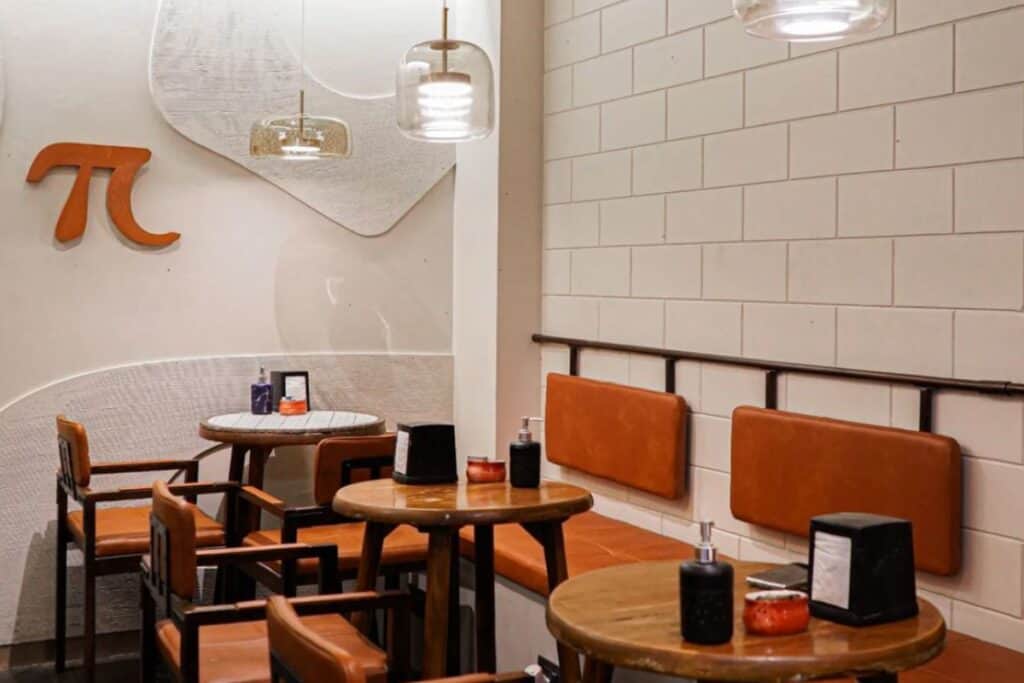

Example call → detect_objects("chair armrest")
82 480 237 503
195 543 334 567
286 590 410 616
90 459 199 475
239 486 286 518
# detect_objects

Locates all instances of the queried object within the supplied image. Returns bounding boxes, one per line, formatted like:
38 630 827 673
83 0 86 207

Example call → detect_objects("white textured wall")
541 0 1024 654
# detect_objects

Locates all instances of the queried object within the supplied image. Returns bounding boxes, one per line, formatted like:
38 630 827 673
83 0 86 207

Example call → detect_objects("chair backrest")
731 406 962 576
56 415 90 488
266 595 367 683
544 373 688 499
150 480 198 600
313 434 397 506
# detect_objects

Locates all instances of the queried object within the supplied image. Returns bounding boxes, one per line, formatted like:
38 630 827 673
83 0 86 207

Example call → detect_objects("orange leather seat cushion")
545 373 687 500
460 511 696 596
244 523 428 576
731 406 962 576
67 505 224 557
157 613 386 683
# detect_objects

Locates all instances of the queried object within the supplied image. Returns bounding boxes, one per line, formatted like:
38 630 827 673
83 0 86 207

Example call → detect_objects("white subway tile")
743 304 837 365
574 0 619 15
634 30 703 93
744 178 837 240
633 139 703 194
964 458 1024 539
789 238 893 305
691 414 732 472
601 0 666 52
956 311 1024 383
896 87 1024 168
839 26 953 110
545 159 572 204
705 124 789 187
543 250 572 294
891 386 923 431
601 195 665 245
739 538 804 564
920 530 1023 617
895 234 1024 310
571 247 631 295
784 375 891 426
632 245 702 298
918 589 953 625
957 8 1024 91
544 202 600 248
934 391 1024 464
667 0 733 33
666 301 743 355
579 349 630 383
791 107 894 178
545 107 600 159
837 307 953 376
545 67 573 113
667 74 744 138
547 0 574 26
956 160 1024 233
703 242 787 301
542 296 600 337
747 53 837 126
601 91 666 150
701 365 769 417
573 150 632 200
839 168 953 237
628 353 668 391
663 517 742 556
693 467 785 542
790 10 895 57
667 188 744 243
599 298 665 345
573 50 633 106
952 601 1024 653
705 16 789 77
546 13 601 69
898 0 1024 32
541 344 570 377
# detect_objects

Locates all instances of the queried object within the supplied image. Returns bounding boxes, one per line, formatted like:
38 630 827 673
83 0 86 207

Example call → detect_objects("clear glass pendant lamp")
733 0 890 42
396 0 494 142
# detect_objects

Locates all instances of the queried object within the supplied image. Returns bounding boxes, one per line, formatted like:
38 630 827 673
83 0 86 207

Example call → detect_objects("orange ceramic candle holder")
743 590 810 636
466 457 507 484
279 398 308 416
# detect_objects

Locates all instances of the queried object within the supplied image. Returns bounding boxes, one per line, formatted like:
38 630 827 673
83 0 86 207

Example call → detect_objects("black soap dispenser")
680 521 734 645
509 417 542 488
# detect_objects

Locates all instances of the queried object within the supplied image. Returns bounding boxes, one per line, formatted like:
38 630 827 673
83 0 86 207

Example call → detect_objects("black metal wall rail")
532 333 1024 433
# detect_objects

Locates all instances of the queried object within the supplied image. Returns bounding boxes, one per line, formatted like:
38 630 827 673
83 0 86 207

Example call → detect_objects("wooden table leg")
523 519 581 683
474 524 497 673
423 527 456 680
245 446 272 530
582 658 614 683
353 521 395 634
227 444 248 483
447 531 462 676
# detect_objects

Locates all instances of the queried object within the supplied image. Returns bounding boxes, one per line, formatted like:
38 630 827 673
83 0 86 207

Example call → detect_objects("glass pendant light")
733 0 890 42
396 0 494 142
250 0 351 159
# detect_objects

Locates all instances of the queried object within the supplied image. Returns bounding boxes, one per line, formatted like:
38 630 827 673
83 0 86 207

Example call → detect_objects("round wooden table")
333 479 593 680
547 560 945 683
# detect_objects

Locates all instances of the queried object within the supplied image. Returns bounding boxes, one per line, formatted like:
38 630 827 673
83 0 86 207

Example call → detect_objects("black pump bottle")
680 521 734 645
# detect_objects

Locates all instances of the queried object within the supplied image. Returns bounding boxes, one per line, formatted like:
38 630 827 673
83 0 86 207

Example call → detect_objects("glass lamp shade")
250 113 352 159
733 0 890 42
397 39 494 142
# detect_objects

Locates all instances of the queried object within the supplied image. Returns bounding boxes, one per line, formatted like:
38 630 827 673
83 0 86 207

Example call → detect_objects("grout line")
890 239 896 307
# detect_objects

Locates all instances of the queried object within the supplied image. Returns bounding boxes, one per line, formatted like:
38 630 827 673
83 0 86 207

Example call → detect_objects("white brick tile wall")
837 307 953 376
894 234 1024 310
700 365 768 417
598 298 665 345
956 311 1024 382
898 0 1024 32
572 150 632 200
578 348 630 383
545 107 600 159
628 353 668 391
573 50 632 106
631 245 702 298
546 0 573 26
691 414 732 472
571 247 631 295
955 160 1024 233
543 250 571 294
954 601 1024 652
746 53 837 126
667 188 743 243
634 30 703 93
601 91 666 150
784 375 891 426
957 8 1024 92
601 0 666 53
742 303 837 365
744 178 837 240
545 67 573 113
666 0 733 34
934 391 1024 464
789 238 893 305
919 530 1024 616
705 16 789 77
546 13 601 69
896 87 1024 168
839 26 953 110
542 295 600 337
633 139 703 194
838 168 953 237
703 242 787 301
704 124 789 187
574 0 619 15
544 202 599 248
544 159 572 204
666 301 742 355
601 195 665 245
790 107 895 178
667 74 744 139
963 458 1024 539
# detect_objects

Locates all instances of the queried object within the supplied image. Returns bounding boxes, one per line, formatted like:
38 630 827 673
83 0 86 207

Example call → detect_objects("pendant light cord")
299 0 306 136
442 0 449 73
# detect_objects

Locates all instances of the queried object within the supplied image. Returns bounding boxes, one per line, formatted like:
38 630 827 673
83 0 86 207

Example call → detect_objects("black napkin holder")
809 512 918 627
392 423 458 485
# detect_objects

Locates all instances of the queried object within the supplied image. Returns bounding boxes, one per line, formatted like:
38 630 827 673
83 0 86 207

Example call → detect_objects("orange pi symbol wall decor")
26 143 180 247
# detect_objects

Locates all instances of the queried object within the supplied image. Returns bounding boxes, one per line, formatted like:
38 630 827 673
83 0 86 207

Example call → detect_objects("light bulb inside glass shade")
733 0 890 42
250 114 352 160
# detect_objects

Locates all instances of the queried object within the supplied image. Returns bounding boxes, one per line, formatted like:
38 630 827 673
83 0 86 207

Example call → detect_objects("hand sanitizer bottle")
680 521 734 644
250 366 272 415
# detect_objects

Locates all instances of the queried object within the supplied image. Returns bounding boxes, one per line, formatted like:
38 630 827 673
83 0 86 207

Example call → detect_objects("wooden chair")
266 595 532 683
141 480 411 683
238 434 428 595
54 415 227 683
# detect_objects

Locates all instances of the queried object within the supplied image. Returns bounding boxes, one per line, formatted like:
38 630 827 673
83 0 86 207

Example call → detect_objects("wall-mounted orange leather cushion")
731 406 962 576
545 373 687 499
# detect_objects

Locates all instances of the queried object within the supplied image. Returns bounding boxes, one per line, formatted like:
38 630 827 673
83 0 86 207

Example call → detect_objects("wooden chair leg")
55 490 68 673
139 575 156 683
83 560 96 683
